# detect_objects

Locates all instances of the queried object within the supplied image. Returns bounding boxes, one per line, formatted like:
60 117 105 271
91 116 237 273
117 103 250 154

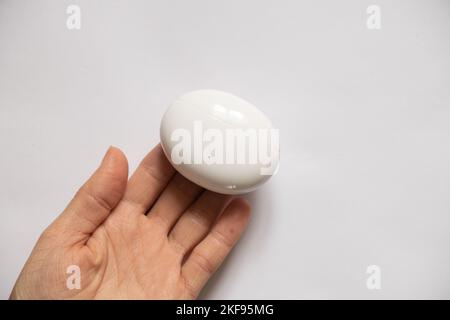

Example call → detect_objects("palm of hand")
11 145 251 299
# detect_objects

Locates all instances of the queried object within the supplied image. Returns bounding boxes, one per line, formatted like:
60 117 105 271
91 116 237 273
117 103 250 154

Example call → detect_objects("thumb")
48 146 128 244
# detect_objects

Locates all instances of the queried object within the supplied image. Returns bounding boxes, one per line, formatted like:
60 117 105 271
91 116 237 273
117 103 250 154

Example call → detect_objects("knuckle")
191 250 216 275
78 187 112 212
210 229 234 249
140 163 165 183
189 207 211 228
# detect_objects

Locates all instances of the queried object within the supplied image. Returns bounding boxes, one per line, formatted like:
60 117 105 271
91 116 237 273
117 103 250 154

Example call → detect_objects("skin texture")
10 144 251 299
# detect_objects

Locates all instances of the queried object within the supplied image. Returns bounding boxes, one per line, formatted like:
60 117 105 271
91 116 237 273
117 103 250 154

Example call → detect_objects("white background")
1 0 449 299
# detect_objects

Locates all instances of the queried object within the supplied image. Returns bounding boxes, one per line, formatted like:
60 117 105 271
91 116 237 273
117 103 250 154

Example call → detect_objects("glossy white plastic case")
160 90 279 194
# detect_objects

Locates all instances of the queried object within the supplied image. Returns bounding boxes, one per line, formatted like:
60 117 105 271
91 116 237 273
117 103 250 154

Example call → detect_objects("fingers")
182 198 251 297
147 173 203 231
168 191 231 255
53 146 128 242
121 144 175 214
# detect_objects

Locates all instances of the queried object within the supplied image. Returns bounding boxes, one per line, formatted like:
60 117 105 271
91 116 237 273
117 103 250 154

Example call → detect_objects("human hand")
11 144 251 299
